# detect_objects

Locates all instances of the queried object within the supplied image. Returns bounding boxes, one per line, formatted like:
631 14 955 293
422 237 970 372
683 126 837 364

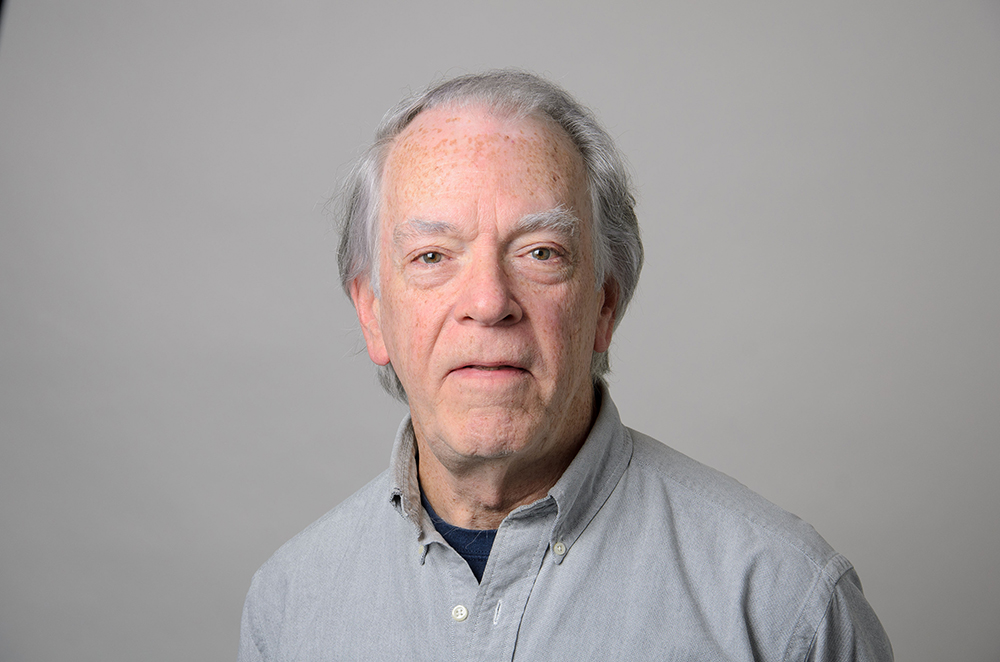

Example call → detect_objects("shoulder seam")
629 432 835 572
782 554 855 662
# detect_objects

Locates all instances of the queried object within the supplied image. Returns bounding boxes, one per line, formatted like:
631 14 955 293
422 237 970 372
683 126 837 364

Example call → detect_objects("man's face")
352 105 616 470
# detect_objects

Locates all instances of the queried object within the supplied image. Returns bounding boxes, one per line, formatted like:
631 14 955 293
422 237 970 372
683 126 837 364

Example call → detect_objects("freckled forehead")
381 105 589 217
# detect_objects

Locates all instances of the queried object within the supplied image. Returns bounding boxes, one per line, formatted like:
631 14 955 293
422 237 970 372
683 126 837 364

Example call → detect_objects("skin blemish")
381 104 593 238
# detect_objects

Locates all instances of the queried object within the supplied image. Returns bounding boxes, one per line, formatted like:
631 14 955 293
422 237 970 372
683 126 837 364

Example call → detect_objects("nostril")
458 273 521 325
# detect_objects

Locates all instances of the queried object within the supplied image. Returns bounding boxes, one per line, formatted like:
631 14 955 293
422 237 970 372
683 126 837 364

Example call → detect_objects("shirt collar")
387 417 428 540
537 382 633 562
387 382 633 558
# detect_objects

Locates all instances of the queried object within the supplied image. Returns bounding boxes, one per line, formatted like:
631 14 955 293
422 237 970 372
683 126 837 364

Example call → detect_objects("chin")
452 410 540 458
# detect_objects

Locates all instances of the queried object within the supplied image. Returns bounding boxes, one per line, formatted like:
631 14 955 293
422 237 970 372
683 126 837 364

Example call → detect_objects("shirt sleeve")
805 568 893 662
238 582 267 662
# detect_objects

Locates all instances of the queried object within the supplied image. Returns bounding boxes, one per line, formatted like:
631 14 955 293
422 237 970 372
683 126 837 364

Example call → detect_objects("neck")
417 440 580 529
416 388 599 530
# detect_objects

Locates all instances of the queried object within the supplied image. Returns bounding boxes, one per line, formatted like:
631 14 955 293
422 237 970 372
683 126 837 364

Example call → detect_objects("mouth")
446 362 531 390
450 362 529 375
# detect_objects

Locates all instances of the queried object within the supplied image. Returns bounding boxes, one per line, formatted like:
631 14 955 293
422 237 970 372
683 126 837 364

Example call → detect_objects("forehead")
380 105 589 221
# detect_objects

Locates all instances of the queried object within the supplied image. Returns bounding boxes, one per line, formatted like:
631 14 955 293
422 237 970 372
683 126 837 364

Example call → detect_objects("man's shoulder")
614 428 870 658
251 469 394 588
624 427 847 577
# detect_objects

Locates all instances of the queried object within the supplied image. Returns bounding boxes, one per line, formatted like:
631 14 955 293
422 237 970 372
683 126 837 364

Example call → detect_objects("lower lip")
450 366 528 381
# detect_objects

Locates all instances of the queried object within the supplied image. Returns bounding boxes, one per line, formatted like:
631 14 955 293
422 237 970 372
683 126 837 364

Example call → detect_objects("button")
452 604 469 622
553 541 567 556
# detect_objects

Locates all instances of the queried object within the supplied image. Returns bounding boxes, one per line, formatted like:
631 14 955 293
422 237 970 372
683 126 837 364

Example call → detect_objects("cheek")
380 290 440 367
534 288 599 361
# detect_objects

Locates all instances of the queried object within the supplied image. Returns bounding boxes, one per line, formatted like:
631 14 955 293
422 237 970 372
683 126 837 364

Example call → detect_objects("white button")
553 541 566 556
452 604 469 622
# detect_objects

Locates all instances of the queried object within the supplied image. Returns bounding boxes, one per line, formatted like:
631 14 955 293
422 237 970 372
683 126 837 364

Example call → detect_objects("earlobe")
593 280 619 354
349 277 391 366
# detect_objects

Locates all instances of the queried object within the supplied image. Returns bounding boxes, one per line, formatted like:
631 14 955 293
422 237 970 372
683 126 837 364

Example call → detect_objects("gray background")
1 1 998 660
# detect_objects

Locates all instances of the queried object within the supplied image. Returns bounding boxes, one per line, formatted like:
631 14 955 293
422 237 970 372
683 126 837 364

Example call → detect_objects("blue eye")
530 247 553 260
418 252 443 264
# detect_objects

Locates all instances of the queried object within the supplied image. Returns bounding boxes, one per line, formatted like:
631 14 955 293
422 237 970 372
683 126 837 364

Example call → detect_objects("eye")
417 251 443 264
530 247 553 261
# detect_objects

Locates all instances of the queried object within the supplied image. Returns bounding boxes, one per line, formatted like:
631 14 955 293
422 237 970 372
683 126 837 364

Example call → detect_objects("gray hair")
336 70 643 401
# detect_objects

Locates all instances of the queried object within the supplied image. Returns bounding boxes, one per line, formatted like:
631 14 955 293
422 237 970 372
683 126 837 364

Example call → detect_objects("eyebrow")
392 220 460 247
511 206 581 238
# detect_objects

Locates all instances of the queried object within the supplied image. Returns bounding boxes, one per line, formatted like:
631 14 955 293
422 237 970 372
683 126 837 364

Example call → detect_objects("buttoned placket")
417 496 560 662
387 384 633 661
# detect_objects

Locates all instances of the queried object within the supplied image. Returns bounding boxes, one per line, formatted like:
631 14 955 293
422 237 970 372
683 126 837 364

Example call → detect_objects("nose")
455 256 523 326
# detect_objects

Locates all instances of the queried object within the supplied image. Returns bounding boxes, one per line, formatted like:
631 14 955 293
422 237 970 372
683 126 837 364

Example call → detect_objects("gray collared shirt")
239 386 892 661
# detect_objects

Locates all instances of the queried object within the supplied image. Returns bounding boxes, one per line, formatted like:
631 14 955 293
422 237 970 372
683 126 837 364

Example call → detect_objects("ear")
593 279 619 354
349 277 391 366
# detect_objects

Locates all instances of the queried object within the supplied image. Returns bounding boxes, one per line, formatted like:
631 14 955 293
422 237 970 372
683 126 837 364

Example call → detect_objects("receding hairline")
383 102 584 167
376 105 594 255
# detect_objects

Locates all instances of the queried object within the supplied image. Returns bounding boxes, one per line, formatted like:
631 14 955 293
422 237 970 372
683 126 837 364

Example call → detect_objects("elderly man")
239 71 892 661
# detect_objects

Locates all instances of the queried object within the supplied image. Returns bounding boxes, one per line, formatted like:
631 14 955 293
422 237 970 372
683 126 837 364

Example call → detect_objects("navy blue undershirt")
421 491 497 582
